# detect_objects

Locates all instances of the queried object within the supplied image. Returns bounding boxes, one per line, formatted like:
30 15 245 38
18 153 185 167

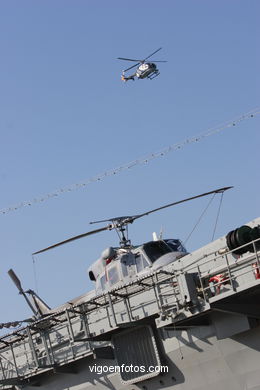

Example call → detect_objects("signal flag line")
0 106 259 216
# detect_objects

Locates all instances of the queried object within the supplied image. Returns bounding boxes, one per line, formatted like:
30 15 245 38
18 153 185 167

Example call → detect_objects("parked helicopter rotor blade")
130 186 233 223
144 47 162 61
32 226 111 255
117 57 142 62
0 318 34 329
90 216 132 225
8 269 24 294
123 62 140 72
88 187 233 227
8 269 39 315
32 186 233 255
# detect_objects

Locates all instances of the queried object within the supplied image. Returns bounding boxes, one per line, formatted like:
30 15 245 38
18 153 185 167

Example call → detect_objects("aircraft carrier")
1 216 260 390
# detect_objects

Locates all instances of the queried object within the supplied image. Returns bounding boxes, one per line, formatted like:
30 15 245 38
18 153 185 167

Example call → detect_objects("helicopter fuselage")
89 239 188 294
118 47 166 82
136 62 158 79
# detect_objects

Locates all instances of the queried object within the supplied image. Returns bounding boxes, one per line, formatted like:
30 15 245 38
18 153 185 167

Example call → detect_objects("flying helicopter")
117 47 167 82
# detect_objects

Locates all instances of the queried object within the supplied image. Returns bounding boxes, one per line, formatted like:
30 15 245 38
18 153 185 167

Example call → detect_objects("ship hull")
22 315 260 390
2 217 260 390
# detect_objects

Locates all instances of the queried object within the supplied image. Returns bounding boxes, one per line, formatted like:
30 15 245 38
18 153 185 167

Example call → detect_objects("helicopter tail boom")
121 73 135 82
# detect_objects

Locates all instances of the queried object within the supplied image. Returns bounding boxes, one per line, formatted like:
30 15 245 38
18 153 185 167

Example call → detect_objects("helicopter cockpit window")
143 241 171 263
108 266 119 286
120 255 128 277
165 239 187 253
100 274 106 291
135 253 149 273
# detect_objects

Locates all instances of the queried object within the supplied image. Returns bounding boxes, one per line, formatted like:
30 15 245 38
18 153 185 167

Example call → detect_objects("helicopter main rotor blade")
123 63 140 72
130 186 233 223
117 57 142 62
144 47 162 61
90 216 132 225
32 186 232 255
89 187 233 227
152 60 167 63
8 269 24 294
32 226 111 255
8 269 39 315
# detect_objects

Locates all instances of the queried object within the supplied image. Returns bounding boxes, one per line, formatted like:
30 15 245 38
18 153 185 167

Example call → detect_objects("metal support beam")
65 310 75 358
40 331 52 366
107 293 118 327
80 313 93 351
27 328 39 369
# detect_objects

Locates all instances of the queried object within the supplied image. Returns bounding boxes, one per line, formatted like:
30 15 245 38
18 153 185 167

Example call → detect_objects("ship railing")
1 237 260 385
191 237 260 303
0 269 180 384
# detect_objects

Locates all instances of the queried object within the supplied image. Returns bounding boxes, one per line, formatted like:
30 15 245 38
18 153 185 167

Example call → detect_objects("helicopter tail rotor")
121 71 127 82
121 71 135 82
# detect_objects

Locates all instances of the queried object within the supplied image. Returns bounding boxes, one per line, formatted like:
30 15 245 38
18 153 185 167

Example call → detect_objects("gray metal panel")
112 326 161 384
212 311 252 340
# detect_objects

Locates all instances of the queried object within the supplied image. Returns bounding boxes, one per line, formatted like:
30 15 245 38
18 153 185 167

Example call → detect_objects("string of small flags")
0 321 23 329
1 106 259 215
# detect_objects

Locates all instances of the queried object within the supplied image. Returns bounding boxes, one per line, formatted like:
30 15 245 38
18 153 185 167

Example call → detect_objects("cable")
0 107 259 215
32 255 39 294
211 191 224 241
184 193 216 245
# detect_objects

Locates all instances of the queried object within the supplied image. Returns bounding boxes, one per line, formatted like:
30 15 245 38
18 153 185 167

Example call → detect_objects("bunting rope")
1 107 259 215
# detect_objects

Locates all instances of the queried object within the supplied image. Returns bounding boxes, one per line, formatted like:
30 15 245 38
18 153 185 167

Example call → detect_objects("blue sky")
0 1 259 327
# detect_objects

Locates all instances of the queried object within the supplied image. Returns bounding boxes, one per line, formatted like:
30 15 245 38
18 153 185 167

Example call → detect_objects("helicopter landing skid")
148 71 160 80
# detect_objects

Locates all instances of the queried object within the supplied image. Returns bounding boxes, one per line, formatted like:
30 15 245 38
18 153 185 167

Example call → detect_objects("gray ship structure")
1 187 260 390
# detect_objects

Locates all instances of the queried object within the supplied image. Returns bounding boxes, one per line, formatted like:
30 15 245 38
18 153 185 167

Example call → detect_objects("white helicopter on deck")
31 187 231 295
117 47 167 82
4 186 232 328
